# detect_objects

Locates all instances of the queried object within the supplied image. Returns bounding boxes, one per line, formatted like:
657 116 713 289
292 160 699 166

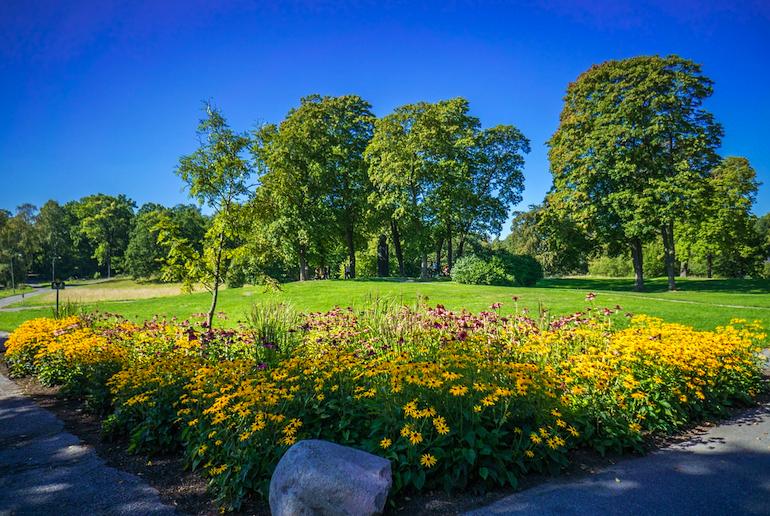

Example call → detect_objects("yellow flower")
449 384 468 396
409 431 423 445
530 433 542 444
524 450 535 458
420 453 437 468
433 416 450 435
629 422 642 433
473 405 482 413
380 438 392 449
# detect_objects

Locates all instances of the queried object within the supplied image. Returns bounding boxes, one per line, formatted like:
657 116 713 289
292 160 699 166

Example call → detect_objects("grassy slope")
1 276 768 332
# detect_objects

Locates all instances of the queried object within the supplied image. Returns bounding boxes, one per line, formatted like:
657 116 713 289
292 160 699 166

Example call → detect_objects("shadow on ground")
467 404 770 516
538 277 770 294
0 373 174 516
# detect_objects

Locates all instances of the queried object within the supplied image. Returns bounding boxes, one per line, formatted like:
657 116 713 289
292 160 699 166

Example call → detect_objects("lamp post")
52 255 61 283
9 255 14 294
10 252 23 294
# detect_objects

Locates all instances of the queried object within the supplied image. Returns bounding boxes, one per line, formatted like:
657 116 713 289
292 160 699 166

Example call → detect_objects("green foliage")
451 255 512 286
547 55 723 290
587 256 633 277
71 194 136 278
172 103 254 327
366 98 529 279
252 95 375 280
492 251 544 287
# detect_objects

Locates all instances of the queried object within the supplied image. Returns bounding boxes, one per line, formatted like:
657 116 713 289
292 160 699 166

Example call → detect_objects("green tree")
37 200 75 280
547 55 722 291
253 95 373 279
683 157 761 277
172 103 253 328
367 98 529 277
0 204 39 289
124 203 169 280
71 194 136 278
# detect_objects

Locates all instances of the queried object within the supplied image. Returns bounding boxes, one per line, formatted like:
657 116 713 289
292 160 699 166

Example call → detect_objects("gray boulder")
269 439 392 516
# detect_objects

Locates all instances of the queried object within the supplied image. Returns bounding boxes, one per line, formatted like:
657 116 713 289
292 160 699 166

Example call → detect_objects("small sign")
52 281 65 290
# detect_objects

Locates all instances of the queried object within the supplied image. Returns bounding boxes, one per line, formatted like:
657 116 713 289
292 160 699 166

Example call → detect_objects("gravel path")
0 332 176 515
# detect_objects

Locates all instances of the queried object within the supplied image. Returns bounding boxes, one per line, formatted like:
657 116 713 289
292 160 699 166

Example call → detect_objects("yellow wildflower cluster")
4 308 765 510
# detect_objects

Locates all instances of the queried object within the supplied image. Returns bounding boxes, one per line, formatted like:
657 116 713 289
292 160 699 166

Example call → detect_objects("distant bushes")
587 255 633 277
451 251 543 286
451 255 510 285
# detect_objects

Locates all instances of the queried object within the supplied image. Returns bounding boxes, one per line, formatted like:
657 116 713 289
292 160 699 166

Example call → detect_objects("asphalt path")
467 356 770 516
0 288 46 310
0 332 175 516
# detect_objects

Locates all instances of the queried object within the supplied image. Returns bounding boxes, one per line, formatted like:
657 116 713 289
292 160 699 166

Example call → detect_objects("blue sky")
1 0 769 235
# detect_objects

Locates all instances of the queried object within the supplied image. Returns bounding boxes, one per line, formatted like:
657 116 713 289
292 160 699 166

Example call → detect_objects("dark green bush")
494 251 544 286
451 255 512 285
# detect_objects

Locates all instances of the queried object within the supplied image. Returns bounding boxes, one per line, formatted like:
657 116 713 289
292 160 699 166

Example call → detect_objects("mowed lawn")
1 276 769 332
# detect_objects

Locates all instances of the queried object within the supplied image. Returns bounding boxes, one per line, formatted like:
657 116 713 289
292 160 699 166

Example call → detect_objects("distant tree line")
0 195 208 288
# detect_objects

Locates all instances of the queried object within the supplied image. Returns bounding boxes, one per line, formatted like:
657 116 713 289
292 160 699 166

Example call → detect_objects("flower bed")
4 302 766 510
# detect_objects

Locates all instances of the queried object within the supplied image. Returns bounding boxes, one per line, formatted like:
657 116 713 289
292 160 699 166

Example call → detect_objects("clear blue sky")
2 0 769 235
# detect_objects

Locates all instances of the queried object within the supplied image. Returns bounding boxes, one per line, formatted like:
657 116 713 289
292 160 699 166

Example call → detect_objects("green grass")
0 286 33 300
1 276 768 332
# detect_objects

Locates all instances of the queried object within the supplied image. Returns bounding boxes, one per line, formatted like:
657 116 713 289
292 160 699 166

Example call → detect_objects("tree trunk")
435 236 444 275
420 253 429 279
391 219 404 277
377 234 389 277
661 223 676 291
298 246 308 281
207 230 225 329
345 222 355 279
447 225 454 271
457 234 466 259
107 245 111 279
706 253 713 278
631 238 645 292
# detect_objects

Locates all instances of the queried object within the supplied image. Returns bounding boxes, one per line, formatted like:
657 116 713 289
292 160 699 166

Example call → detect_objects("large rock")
269 439 392 516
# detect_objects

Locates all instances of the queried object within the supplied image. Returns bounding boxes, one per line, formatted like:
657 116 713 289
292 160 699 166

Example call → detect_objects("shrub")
587 255 633 277
451 255 512 285
494 252 544 286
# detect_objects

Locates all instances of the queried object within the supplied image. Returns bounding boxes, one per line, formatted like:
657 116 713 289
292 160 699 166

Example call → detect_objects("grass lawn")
0 286 33 300
1 276 768 332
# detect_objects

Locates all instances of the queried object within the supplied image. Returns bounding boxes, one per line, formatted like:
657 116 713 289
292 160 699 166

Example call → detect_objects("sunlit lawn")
1 276 768 332
0 286 33 300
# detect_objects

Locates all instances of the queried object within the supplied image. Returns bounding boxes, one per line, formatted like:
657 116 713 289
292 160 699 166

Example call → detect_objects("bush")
451 255 512 285
494 251 544 286
587 255 633 277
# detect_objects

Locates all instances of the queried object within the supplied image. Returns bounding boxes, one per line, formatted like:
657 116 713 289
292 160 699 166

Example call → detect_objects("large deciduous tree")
253 95 374 280
547 55 722 291
681 157 762 278
366 98 528 278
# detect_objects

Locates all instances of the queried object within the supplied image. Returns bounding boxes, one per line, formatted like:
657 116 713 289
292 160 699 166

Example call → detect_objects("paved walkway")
467 401 770 516
0 337 175 515
0 288 46 310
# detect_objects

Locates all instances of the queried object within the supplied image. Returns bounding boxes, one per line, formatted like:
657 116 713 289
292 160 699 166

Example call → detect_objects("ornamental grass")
3 300 766 510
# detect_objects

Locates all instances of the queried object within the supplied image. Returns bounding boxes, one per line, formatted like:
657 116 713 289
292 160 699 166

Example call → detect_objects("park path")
0 332 176 516
0 288 46 310
467 353 770 516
